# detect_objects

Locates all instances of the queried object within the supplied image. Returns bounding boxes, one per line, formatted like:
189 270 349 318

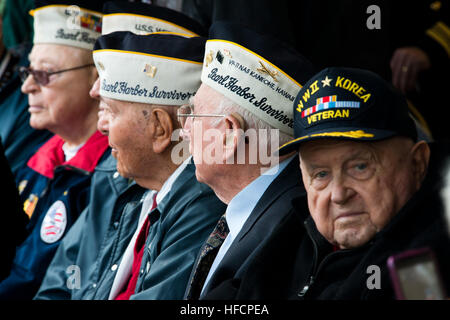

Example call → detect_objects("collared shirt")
201 156 295 295
62 142 85 162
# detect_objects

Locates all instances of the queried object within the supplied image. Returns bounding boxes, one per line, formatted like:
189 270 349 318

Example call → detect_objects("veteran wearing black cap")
221 67 450 299
179 21 315 300
34 2 224 300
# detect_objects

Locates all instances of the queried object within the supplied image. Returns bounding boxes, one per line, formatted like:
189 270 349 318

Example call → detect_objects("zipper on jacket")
298 220 320 298
298 276 315 297
40 180 51 198
297 220 347 298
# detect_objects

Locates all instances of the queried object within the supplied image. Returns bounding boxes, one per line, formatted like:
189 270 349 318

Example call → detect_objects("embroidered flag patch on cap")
201 21 316 136
30 1 105 50
279 67 418 154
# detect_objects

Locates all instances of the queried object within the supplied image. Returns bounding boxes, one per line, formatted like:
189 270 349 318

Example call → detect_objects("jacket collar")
95 152 118 172
238 155 303 241
27 131 110 178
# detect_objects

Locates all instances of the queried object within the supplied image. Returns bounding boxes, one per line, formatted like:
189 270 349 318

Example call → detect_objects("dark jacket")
35 154 147 300
0 132 109 300
131 161 227 300
208 142 450 299
198 156 307 299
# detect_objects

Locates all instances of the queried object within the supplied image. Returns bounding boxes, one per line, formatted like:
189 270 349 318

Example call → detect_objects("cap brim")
278 127 397 155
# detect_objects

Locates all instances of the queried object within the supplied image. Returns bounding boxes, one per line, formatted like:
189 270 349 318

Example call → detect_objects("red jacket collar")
27 131 109 179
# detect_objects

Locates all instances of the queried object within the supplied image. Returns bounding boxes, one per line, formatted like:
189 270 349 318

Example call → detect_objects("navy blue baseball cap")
279 67 418 154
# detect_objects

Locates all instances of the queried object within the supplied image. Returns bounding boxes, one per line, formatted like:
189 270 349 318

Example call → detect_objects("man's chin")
115 163 131 179
29 118 46 131
334 228 375 249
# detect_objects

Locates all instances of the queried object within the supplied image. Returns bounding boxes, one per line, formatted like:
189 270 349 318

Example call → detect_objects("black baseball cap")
279 67 417 154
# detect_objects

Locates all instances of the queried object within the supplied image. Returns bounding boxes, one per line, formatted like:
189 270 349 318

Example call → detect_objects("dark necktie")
185 214 229 300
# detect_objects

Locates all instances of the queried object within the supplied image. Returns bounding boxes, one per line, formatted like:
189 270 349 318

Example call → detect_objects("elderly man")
180 21 315 299
87 30 224 300
35 1 208 300
0 1 109 300
0 1 52 175
223 67 450 299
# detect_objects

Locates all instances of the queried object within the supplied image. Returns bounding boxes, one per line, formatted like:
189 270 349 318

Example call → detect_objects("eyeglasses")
19 63 95 86
177 103 226 128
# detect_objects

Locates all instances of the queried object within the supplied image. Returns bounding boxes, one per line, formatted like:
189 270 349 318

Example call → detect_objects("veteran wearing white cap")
34 1 223 300
0 1 110 300
181 21 316 300
87 30 226 300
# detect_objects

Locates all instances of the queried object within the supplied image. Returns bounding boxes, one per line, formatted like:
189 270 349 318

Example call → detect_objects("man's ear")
151 108 174 154
410 140 431 188
222 113 245 160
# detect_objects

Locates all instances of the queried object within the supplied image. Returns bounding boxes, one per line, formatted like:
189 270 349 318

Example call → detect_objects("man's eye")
315 171 328 179
348 162 374 180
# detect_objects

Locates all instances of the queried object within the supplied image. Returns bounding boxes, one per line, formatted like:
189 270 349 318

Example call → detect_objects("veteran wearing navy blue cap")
224 67 450 299
180 21 315 300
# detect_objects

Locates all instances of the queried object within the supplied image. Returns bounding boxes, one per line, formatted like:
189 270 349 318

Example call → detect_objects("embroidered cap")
31 0 105 50
93 31 206 105
201 21 315 135
279 67 418 154
101 1 206 36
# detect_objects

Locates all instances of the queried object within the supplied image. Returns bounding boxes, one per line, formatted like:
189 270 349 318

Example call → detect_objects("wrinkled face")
299 138 422 249
184 84 225 185
96 94 155 180
21 44 97 133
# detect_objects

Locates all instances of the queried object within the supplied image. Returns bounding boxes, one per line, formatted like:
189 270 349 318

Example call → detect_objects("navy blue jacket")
35 154 147 300
131 161 227 300
0 132 109 300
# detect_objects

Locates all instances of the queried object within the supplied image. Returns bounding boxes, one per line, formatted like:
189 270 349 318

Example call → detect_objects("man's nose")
330 175 356 205
97 109 109 135
21 73 39 94
89 77 100 100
